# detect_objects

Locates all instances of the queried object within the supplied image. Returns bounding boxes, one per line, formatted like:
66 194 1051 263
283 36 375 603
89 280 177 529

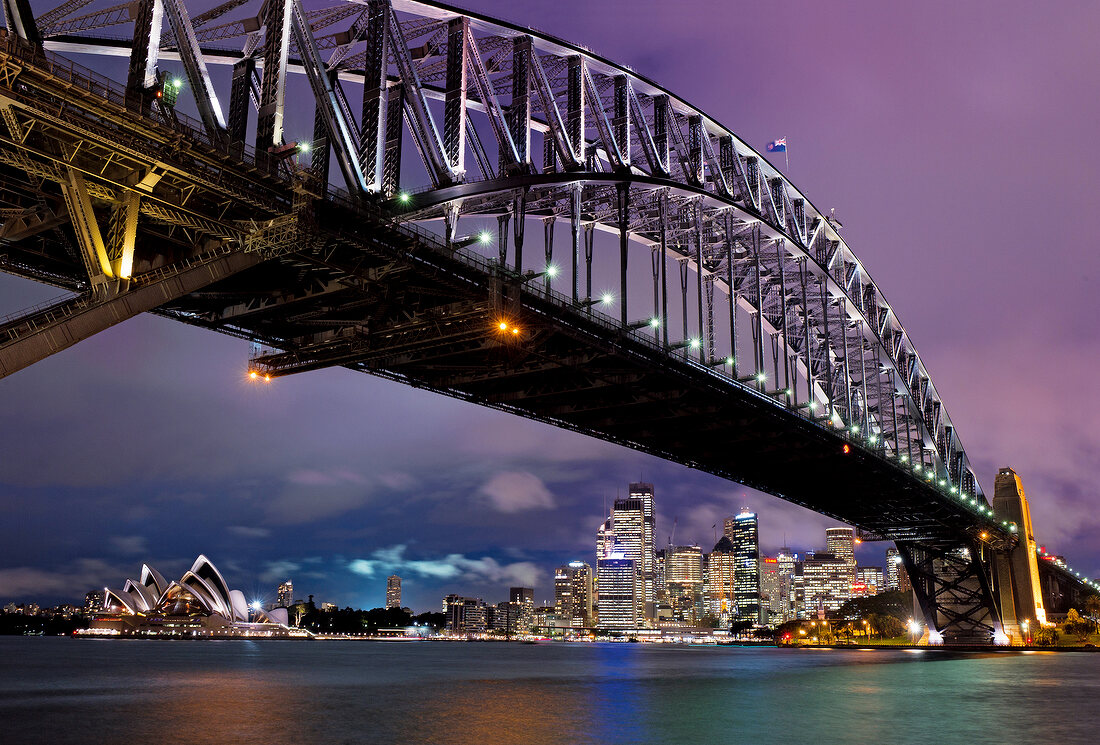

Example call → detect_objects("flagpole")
784 138 789 173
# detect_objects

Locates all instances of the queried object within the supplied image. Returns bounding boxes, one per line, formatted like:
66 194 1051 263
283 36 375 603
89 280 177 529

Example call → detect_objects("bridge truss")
2 0 1094 642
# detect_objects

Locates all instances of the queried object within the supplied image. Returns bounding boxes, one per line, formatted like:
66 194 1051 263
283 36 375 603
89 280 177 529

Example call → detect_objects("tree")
1064 608 1093 642
1084 594 1100 621
868 613 905 639
1034 625 1059 647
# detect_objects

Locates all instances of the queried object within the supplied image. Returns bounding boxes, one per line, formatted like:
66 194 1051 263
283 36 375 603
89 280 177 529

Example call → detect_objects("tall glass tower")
628 482 656 613
724 510 762 624
598 483 656 621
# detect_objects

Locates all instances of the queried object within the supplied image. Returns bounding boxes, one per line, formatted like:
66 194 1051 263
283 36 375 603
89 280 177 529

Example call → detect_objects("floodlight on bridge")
452 232 493 249
398 192 412 204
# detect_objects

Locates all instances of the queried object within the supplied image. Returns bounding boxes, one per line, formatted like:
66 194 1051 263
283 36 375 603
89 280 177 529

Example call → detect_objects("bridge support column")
991 467 1046 642
897 539 1003 645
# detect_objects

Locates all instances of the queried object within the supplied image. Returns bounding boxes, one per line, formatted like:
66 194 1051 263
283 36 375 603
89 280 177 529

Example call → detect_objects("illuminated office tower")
596 544 643 630
654 548 668 603
886 548 902 590
855 566 883 597
555 561 594 629
386 575 402 609
777 547 798 622
706 536 737 621
666 545 703 623
277 580 294 608
803 552 850 615
597 515 615 559
628 483 656 609
760 557 782 623
725 510 762 624
826 527 857 594
510 587 534 632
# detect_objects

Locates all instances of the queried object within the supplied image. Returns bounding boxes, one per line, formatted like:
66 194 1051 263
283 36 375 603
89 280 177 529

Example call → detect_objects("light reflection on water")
1 638 1098 744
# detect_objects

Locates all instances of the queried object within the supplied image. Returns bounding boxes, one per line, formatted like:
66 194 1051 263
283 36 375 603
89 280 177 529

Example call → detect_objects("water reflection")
2 639 1099 745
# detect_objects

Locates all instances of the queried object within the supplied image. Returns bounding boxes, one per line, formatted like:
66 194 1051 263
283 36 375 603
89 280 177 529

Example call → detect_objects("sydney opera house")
86 555 307 638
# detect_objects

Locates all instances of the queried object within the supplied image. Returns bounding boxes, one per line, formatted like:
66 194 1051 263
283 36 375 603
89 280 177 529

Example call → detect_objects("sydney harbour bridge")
0 0 1093 643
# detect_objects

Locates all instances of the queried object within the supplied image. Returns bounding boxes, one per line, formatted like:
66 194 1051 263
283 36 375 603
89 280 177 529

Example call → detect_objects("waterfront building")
803 551 850 615
277 579 294 608
510 587 534 631
555 561 594 628
705 536 737 621
666 545 703 624
92 556 293 637
596 554 643 629
725 510 763 624
444 594 487 633
386 575 402 609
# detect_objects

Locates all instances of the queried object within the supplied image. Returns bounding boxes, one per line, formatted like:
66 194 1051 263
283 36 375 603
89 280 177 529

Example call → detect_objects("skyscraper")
596 553 642 629
760 557 782 623
855 566 883 597
277 580 293 608
555 561 593 629
725 510 762 624
886 547 902 591
666 545 703 623
776 547 798 622
386 575 402 609
629 482 656 612
597 514 615 559
803 551 850 615
706 536 737 621
597 483 657 622
510 587 534 632
826 527 857 594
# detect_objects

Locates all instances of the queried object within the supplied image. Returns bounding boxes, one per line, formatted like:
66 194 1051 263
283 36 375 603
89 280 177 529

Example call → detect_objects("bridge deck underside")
121 205 982 546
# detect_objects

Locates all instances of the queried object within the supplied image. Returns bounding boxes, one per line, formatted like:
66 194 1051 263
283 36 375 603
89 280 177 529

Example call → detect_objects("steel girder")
32 0 985 508
897 540 1003 644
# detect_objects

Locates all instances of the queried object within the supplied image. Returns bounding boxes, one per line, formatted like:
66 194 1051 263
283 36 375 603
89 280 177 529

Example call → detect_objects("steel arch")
33 0 987 506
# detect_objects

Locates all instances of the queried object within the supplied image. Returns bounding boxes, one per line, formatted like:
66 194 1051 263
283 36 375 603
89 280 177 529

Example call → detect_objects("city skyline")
2 0 1099 616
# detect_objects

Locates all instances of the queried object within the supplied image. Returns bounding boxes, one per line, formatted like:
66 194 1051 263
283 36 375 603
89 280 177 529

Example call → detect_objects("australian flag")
766 138 787 153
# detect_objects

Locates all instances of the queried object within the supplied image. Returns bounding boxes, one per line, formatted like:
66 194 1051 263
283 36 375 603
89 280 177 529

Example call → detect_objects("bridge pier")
898 538 1003 645
991 468 1046 642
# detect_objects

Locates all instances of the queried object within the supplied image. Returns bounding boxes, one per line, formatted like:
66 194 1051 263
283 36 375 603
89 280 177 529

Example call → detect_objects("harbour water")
1 638 1097 744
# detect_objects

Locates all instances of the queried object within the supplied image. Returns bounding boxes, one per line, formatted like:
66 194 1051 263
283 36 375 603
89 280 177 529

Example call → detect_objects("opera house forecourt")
80 555 310 638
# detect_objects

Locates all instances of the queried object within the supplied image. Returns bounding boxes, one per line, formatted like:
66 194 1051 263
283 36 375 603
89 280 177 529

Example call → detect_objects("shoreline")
13 634 1097 652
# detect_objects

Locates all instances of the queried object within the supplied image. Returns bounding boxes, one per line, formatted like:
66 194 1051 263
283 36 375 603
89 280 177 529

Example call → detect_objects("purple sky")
2 0 1098 612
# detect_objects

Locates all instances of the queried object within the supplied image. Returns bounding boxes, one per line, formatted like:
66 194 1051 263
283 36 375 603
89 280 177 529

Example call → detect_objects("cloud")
227 526 271 539
259 560 300 584
287 469 368 487
479 471 556 513
264 471 374 525
109 535 148 556
0 559 127 599
348 545 540 588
